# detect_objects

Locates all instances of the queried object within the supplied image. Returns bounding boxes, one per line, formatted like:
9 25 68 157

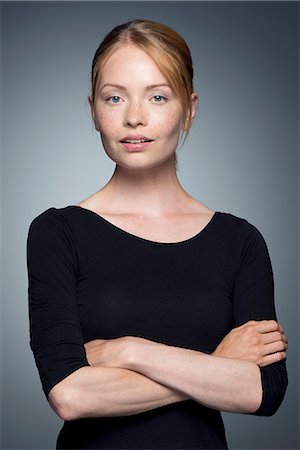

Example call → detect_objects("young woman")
27 19 288 449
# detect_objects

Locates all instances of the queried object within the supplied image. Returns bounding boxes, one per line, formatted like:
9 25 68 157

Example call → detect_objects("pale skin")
48 44 288 421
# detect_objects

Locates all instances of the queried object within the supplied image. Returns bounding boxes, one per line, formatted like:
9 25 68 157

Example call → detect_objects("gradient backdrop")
1 2 299 449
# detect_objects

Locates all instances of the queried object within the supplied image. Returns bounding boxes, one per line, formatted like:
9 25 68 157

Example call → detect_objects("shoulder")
217 211 264 237
27 207 85 269
216 212 272 277
27 206 83 247
216 212 269 255
29 206 82 230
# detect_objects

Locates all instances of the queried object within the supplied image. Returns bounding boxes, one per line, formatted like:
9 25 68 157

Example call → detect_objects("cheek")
160 108 183 138
95 109 119 136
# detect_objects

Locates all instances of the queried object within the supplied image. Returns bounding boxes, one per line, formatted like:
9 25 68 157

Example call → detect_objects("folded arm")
49 318 286 420
48 365 188 421
122 338 262 413
83 320 287 416
29 211 288 421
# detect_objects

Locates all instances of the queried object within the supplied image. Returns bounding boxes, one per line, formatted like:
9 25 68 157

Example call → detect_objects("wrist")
122 337 142 371
123 337 154 372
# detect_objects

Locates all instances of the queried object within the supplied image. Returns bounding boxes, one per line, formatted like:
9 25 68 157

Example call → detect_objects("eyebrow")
100 83 171 91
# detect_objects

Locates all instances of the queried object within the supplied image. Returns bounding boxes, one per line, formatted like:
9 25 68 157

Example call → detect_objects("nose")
124 101 147 128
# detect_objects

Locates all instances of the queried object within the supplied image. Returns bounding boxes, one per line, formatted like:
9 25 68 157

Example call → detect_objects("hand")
212 320 288 367
84 337 125 368
84 336 148 368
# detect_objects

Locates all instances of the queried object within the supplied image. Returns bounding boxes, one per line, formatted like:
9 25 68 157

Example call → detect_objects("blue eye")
152 95 167 103
107 96 121 104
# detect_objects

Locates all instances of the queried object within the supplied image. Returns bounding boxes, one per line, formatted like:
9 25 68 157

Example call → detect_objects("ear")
190 92 199 121
88 95 99 131
182 92 199 131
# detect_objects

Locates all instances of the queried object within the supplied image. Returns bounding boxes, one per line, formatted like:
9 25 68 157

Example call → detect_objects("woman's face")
90 44 197 171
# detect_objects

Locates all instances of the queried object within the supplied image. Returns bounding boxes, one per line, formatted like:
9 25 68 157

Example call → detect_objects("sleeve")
232 220 288 416
27 208 89 398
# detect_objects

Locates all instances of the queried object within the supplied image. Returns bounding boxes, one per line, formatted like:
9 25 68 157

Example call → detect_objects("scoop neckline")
68 205 220 246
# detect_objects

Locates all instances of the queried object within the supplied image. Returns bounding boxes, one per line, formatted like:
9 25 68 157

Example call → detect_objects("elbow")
235 363 263 414
251 362 288 417
48 382 82 421
252 389 287 417
248 387 263 414
237 383 263 415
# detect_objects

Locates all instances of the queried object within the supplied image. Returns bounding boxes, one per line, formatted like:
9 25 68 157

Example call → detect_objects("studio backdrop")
1 1 299 449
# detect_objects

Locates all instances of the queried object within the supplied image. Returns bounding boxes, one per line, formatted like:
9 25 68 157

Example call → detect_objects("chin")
116 153 177 172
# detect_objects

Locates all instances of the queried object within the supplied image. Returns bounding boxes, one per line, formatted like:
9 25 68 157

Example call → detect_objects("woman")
27 19 288 449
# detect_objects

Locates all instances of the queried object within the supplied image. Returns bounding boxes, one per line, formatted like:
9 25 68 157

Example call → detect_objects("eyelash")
152 95 168 103
105 95 168 105
106 96 122 104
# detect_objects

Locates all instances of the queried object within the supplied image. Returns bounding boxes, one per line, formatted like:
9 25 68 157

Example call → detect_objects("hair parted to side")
91 19 195 142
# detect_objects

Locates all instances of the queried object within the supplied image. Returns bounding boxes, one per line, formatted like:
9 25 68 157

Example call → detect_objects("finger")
254 320 281 333
262 341 287 356
277 323 284 334
260 331 286 345
258 351 286 367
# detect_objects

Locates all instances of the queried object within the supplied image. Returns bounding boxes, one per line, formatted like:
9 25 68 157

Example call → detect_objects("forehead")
100 44 168 86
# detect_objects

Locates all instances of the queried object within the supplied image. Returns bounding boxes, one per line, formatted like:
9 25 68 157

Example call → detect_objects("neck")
100 158 190 215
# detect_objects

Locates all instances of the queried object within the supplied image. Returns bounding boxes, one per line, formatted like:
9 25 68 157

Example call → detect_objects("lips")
120 135 154 152
120 134 153 152
120 135 153 144
123 139 150 143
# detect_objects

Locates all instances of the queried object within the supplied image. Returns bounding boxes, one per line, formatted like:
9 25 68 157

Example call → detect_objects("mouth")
120 135 154 151
120 135 154 144
121 139 153 144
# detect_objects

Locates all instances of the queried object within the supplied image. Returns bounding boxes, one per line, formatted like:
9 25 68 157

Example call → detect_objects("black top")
27 206 288 449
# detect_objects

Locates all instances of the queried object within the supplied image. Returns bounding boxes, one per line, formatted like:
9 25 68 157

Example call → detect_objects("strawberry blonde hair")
91 19 195 140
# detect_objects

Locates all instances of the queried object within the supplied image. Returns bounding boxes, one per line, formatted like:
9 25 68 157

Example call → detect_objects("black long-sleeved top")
27 206 288 449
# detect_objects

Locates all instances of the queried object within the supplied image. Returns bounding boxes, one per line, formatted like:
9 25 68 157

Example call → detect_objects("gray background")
1 1 299 449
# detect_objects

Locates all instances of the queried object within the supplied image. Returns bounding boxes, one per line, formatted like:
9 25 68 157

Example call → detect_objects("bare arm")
100 338 263 413
49 319 287 420
84 320 287 415
48 366 188 421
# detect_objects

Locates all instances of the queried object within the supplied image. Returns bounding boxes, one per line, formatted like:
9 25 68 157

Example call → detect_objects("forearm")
48 365 188 421
124 341 262 414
